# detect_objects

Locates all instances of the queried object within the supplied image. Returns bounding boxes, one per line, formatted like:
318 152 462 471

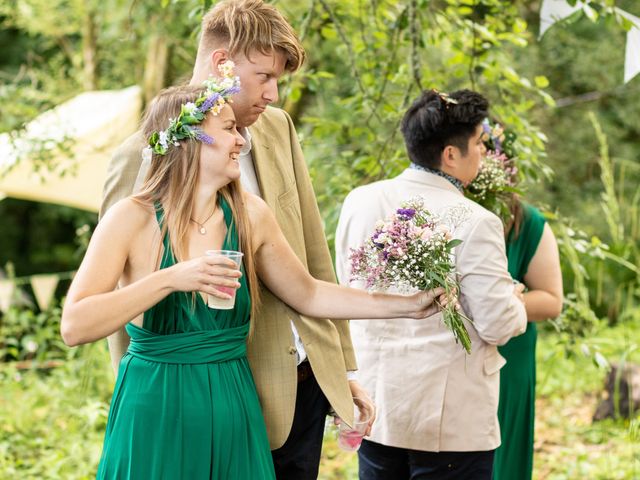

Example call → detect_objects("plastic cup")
336 396 373 452
205 250 243 310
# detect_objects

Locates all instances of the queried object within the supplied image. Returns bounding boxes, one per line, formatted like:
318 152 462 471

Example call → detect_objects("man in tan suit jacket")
335 89 527 479
101 1 368 478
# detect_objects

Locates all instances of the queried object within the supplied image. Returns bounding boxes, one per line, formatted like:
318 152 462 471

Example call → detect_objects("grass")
1 319 638 479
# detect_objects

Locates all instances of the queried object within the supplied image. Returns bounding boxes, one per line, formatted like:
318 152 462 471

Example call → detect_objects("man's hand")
349 380 376 436
514 282 526 304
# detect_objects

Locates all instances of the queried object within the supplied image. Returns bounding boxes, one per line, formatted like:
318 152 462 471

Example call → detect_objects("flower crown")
144 61 241 159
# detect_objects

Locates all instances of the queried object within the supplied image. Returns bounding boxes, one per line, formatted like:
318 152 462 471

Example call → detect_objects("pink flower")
420 227 434 240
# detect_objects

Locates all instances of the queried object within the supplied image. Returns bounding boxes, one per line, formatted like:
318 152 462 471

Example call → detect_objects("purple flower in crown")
199 93 221 113
226 84 241 95
194 128 214 145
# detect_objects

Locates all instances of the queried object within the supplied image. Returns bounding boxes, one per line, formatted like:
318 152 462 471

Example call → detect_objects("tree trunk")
81 8 97 91
143 26 170 105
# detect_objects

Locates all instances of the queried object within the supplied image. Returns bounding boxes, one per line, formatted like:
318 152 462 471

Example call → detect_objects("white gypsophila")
441 203 472 231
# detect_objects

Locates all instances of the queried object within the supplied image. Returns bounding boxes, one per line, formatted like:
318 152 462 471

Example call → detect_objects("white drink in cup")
336 396 373 452
205 250 243 310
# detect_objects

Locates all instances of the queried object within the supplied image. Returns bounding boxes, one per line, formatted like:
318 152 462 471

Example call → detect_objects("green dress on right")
493 204 546 480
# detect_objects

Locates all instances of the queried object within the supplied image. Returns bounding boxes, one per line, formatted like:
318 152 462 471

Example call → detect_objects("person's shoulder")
112 130 147 161
444 196 503 239
253 106 291 132
244 191 272 220
100 196 153 230
340 179 401 224
346 178 399 199
521 202 546 223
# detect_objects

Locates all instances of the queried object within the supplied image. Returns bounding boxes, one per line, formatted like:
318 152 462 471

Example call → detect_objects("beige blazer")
335 168 527 452
101 106 356 449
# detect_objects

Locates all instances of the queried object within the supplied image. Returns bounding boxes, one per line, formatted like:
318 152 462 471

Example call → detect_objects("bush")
0 305 68 363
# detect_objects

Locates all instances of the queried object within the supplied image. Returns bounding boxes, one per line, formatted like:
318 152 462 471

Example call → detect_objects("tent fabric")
0 86 142 212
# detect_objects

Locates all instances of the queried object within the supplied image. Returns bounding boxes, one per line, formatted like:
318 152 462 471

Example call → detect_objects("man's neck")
440 167 461 183
409 163 464 192
190 63 214 85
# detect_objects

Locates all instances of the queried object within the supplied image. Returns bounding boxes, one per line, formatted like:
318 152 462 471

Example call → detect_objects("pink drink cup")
336 396 372 452
205 250 243 310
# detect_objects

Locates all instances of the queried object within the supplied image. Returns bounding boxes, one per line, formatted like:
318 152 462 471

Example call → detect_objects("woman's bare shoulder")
95 197 158 247
243 191 272 219
102 197 154 226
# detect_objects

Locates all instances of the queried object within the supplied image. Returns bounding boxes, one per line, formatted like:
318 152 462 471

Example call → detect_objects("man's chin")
237 112 262 128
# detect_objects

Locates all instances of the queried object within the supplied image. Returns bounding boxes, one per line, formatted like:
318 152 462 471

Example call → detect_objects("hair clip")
432 89 459 109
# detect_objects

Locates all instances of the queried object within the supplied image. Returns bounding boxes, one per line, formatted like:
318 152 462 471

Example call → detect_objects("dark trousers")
271 369 330 480
358 439 495 480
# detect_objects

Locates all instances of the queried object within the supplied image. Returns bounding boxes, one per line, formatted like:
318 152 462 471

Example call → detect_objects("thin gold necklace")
190 206 217 235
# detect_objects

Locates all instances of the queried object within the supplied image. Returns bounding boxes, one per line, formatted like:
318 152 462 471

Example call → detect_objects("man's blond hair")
197 0 305 72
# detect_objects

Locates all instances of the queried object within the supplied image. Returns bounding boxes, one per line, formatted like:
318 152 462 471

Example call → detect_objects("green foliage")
0 304 66 362
0 344 113 478
587 113 639 322
294 0 552 249
0 1 638 476
0 199 96 276
535 323 640 479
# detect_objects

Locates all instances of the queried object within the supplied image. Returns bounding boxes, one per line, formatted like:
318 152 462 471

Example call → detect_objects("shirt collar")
239 127 252 156
409 162 464 192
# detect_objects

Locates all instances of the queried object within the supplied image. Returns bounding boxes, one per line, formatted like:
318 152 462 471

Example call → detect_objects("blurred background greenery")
1 0 639 478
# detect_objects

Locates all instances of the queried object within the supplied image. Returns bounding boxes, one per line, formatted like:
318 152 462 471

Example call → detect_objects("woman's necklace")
190 206 217 235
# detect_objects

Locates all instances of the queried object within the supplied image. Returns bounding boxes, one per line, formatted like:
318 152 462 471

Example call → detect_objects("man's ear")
210 49 230 75
441 145 458 169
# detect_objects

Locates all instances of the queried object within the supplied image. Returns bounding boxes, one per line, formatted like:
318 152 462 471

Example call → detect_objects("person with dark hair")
335 89 528 480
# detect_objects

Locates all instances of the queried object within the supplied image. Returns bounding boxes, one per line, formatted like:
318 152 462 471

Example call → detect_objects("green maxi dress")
97 198 276 479
493 204 546 480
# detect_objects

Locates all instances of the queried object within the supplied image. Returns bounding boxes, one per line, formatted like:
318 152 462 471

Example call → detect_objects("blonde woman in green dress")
60 79 444 479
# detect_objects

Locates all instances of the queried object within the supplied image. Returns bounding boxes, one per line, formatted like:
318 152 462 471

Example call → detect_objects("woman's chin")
228 168 241 182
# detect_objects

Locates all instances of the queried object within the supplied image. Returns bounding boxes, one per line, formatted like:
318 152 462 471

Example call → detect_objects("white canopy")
0 86 142 212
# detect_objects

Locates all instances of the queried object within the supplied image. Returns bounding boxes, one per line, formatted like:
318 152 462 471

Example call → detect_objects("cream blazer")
101 106 356 449
335 168 527 452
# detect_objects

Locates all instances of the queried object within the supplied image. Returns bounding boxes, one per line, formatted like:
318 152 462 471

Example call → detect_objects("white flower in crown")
210 96 227 116
219 60 235 77
183 102 198 114
158 131 170 150
220 77 235 90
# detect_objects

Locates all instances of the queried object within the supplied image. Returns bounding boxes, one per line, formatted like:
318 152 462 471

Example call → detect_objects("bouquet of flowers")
465 120 520 224
348 196 472 353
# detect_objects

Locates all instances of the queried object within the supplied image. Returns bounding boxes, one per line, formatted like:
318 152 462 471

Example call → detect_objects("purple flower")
194 129 214 145
396 208 416 219
494 137 502 153
482 119 492 134
225 85 241 95
199 93 221 113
